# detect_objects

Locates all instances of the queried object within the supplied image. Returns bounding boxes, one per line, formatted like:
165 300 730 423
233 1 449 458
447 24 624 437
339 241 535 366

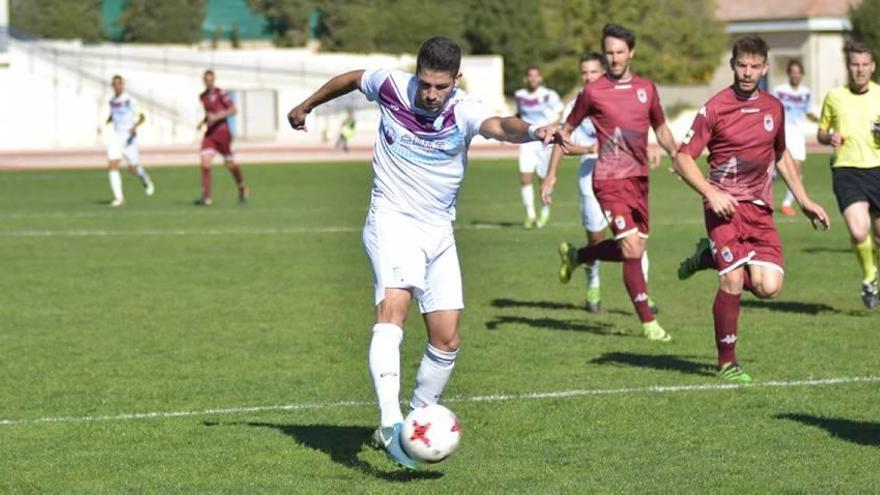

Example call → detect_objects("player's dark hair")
111 74 123 82
525 65 541 75
602 23 635 50
844 38 876 63
786 59 804 73
204 69 215 77
580 51 606 68
416 36 461 77
731 35 769 60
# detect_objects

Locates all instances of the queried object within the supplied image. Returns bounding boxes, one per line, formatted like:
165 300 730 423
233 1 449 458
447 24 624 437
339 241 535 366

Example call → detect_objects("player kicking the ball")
105 75 154 207
674 36 829 382
544 24 675 339
287 37 560 470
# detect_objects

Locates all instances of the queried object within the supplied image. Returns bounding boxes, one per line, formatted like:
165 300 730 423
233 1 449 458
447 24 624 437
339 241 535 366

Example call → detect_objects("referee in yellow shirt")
818 39 880 309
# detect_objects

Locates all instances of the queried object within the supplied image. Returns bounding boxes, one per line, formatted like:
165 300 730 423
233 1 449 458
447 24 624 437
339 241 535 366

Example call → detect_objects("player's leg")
124 145 154 196
641 251 658 314
578 159 607 311
519 144 537 228
618 233 669 340
745 264 784 299
535 147 552 228
714 266 751 382
224 157 248 204
107 158 124 207
842 201 876 307
196 147 214 206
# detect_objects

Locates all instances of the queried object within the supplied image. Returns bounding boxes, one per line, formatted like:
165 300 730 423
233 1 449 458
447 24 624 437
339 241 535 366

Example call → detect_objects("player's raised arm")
288 70 365 131
477 116 559 145
774 149 830 230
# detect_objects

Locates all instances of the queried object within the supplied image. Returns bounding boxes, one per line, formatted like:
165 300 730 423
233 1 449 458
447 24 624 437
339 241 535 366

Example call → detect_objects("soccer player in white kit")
105 75 154 207
287 37 561 470
515 66 563 228
771 60 817 216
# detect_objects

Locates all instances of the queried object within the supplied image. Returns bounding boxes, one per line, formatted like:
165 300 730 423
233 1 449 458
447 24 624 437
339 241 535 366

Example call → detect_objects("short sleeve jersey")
515 86 562 126
818 82 880 168
679 87 786 207
771 83 812 130
200 87 233 135
109 93 144 135
359 69 491 225
562 98 598 159
565 74 666 180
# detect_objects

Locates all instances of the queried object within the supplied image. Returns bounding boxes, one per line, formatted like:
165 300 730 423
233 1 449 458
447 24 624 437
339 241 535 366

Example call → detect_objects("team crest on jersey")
614 215 626 230
637 88 648 104
764 114 774 132
721 246 734 263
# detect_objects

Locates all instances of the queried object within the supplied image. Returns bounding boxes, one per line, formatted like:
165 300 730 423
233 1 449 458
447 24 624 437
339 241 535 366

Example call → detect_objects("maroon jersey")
200 87 233 135
679 87 786 207
566 74 666 180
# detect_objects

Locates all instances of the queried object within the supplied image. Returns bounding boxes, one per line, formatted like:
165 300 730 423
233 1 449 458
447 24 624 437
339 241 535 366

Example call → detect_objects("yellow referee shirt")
818 81 880 168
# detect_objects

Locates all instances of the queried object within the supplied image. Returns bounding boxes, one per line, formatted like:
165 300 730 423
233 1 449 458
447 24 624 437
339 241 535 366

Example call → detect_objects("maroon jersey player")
674 35 829 382
545 23 679 342
196 70 248 205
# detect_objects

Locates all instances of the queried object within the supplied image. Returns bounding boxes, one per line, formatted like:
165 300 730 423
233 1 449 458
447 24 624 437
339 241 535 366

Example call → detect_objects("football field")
1 155 878 493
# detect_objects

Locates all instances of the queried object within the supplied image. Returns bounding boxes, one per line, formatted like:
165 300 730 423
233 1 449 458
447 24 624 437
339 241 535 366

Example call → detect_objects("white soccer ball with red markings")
401 404 461 463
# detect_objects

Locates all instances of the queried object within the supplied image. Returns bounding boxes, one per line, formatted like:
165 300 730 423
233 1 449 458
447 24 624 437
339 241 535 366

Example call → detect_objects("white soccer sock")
134 164 153 187
521 184 536 218
108 170 123 200
410 344 458 410
782 188 795 207
586 260 600 288
641 251 650 284
369 323 404 427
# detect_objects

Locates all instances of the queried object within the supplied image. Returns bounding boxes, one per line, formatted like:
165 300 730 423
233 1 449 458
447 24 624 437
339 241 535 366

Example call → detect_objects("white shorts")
785 128 806 162
362 209 463 314
107 134 140 165
577 157 608 233
518 141 552 178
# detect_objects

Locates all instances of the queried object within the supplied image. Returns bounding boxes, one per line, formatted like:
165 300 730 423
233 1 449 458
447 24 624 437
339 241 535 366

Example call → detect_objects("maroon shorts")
593 177 649 239
201 126 233 159
704 202 784 275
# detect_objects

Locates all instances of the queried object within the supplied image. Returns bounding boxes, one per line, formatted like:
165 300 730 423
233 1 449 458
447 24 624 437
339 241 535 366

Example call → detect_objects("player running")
515 66 563 228
817 39 880 309
771 60 818 216
674 35 830 382
195 70 248 206
544 24 676 340
287 37 560 470
105 75 154 207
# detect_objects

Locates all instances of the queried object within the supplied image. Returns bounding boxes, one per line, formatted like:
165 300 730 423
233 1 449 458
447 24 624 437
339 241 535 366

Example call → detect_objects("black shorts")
832 167 880 215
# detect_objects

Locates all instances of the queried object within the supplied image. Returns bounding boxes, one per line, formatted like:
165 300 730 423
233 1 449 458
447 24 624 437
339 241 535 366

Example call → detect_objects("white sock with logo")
108 170 123 200
410 344 458 410
521 184 536 219
369 323 404 427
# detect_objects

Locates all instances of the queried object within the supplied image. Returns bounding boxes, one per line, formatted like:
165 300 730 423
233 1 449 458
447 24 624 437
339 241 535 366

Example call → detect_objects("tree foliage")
850 0 880 64
10 0 103 41
119 0 207 44
246 0 312 46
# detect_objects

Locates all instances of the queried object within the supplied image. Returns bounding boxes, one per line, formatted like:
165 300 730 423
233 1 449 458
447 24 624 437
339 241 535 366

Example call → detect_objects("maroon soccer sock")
228 163 245 188
623 258 654 323
201 167 212 199
713 289 741 367
577 240 623 263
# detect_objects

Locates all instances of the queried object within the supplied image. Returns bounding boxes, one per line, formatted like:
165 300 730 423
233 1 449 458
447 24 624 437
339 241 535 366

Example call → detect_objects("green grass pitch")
0 154 878 493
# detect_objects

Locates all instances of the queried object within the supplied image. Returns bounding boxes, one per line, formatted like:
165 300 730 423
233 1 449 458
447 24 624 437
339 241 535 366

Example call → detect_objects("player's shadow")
775 414 880 447
467 220 519 228
589 352 715 377
801 246 853 254
740 300 864 316
491 298 582 311
203 421 443 481
485 315 621 336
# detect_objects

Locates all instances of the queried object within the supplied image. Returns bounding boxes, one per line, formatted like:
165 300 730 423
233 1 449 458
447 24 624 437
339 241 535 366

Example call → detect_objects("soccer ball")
401 404 461 463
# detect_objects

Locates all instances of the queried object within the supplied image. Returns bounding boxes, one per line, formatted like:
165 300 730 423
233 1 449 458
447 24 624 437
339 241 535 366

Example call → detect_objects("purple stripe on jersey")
378 78 458 136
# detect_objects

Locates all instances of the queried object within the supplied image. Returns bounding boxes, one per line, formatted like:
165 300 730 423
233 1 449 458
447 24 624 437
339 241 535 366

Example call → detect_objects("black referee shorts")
832 167 880 215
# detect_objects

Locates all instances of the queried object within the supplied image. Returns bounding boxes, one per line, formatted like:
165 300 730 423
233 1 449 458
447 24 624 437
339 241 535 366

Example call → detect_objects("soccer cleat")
677 237 712 280
371 423 416 470
642 320 672 342
238 186 250 205
779 205 797 217
861 279 879 309
145 182 155 196
536 209 551 229
194 197 213 206
109 198 125 208
648 296 659 315
718 362 752 383
558 241 579 284
585 286 601 313
523 216 537 229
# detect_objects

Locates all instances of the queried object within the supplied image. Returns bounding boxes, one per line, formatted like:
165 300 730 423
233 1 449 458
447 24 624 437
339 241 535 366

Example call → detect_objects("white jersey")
359 69 491 225
562 99 598 159
108 93 144 135
515 86 562 126
771 83 812 130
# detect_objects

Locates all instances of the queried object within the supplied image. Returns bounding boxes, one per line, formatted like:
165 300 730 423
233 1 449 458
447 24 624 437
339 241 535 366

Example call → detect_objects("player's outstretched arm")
673 153 738 219
775 150 830 230
288 70 365 131
478 116 559 145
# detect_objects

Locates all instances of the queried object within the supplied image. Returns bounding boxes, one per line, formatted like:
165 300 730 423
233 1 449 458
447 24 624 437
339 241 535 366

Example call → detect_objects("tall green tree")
10 0 103 41
119 0 207 44
850 0 880 66
246 0 311 47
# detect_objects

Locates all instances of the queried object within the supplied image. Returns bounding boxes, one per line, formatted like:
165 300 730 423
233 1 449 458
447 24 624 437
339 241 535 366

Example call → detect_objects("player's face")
787 65 803 86
847 52 875 90
731 53 768 94
525 69 542 91
203 72 215 89
579 60 605 85
603 37 633 79
415 69 458 112
111 77 124 96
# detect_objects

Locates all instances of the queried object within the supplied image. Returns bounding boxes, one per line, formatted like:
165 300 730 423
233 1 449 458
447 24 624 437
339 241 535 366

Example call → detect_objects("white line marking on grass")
1 375 877 427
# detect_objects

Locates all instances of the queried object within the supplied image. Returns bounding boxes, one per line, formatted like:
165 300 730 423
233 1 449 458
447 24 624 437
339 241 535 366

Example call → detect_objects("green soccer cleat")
718 362 752 383
371 423 416 470
678 237 712 280
585 286 601 313
524 216 537 229
861 279 879 309
642 320 672 342
558 242 579 284
536 209 551 229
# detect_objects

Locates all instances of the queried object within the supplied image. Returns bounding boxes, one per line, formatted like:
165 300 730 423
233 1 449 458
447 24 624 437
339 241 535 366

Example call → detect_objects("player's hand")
288 104 310 131
541 174 557 205
830 133 845 148
800 199 831 230
648 146 662 170
705 188 738 220
534 124 560 146
551 127 574 152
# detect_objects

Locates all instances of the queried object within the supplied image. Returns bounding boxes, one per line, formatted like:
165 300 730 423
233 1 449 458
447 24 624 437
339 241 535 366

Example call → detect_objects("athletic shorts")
362 209 463 314
577 157 608 233
832 167 880 215
593 176 649 240
705 202 784 276
107 133 140 164
518 141 552 178
785 127 806 162
201 127 234 160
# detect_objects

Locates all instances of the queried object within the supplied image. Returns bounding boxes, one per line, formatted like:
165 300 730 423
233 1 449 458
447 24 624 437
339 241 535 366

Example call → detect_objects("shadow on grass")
589 352 715 377
491 298 582 311
203 422 443 481
775 414 880 447
468 220 519 229
485 315 620 335
740 300 867 317
801 246 852 254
